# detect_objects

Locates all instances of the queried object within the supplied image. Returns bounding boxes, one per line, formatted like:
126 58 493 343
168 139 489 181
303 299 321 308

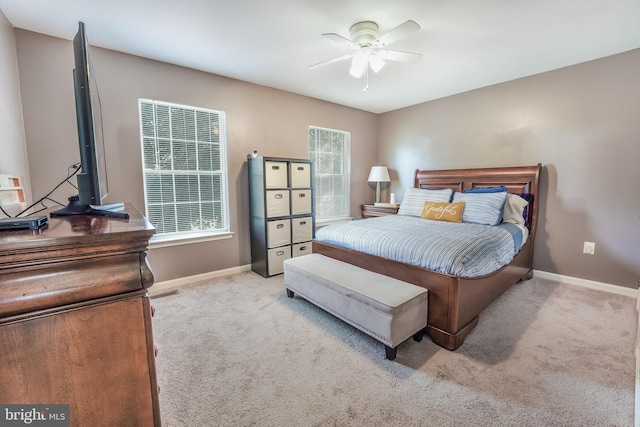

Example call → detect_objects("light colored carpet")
152 272 636 426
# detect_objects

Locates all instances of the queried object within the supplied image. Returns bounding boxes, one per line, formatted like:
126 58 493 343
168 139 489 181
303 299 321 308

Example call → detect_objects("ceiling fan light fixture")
369 55 385 73
349 50 369 78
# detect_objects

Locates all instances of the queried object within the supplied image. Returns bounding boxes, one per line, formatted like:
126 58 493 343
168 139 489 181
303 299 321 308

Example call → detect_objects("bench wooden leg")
286 289 295 298
384 345 397 361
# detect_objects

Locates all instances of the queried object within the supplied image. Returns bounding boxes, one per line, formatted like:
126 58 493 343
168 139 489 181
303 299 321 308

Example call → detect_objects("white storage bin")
268 246 291 275
292 242 312 257
267 219 291 248
291 189 312 215
290 162 311 188
265 161 288 189
291 216 313 243
266 190 290 218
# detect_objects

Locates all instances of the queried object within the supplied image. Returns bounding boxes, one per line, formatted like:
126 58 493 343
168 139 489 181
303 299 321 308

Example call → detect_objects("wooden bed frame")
312 164 542 351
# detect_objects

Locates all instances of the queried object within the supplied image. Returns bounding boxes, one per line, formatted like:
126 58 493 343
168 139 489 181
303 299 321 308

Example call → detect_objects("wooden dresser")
0 205 160 426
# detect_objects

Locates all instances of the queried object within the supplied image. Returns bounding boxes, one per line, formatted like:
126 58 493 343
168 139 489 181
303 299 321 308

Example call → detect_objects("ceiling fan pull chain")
363 65 369 92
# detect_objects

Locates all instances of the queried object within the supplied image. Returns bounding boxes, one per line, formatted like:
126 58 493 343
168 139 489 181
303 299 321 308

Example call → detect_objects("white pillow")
452 191 507 225
502 193 530 226
397 187 453 217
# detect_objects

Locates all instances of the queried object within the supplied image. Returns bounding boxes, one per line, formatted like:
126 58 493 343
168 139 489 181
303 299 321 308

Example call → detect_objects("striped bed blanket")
314 215 527 278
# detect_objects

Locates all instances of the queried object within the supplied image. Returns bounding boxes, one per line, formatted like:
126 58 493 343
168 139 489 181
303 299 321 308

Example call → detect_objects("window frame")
138 99 231 246
308 126 351 223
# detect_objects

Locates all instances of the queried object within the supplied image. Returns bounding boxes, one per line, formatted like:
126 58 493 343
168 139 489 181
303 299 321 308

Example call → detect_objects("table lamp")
367 166 390 204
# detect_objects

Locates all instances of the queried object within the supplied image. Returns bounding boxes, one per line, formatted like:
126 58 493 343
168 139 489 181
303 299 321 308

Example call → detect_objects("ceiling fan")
309 20 423 90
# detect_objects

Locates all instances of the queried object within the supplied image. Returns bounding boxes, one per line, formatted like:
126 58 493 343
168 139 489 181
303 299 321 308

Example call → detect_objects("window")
139 99 229 241
308 126 351 220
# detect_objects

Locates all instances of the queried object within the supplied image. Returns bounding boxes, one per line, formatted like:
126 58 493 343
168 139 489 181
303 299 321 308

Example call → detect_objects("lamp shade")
367 166 390 183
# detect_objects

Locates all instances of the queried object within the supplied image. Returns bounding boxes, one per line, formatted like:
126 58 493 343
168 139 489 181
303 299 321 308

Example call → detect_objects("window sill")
149 231 234 249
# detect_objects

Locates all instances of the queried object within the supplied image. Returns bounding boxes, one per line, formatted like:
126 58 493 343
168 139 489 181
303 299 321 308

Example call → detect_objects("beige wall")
13 29 377 282
10 26 640 288
0 9 30 213
378 49 640 288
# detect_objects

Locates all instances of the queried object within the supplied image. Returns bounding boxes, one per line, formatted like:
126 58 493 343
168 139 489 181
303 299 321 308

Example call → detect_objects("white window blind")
308 126 351 219
139 99 229 237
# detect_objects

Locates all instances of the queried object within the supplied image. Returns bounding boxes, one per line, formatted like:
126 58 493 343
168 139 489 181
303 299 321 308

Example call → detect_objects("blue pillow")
463 186 507 194
452 191 508 225
519 193 534 228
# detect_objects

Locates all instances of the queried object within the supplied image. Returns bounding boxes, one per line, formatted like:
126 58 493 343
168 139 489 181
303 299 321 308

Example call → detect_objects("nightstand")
360 204 399 218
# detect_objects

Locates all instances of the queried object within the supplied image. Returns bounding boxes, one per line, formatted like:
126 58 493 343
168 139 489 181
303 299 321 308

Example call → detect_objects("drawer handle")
298 193 306 198
297 166 304 171
299 246 307 251
272 165 280 170
274 194 283 199
276 250 285 256
299 221 307 225
277 224 284 229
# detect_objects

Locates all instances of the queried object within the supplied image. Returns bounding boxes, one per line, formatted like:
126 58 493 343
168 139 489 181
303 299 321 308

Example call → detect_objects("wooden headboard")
414 164 542 237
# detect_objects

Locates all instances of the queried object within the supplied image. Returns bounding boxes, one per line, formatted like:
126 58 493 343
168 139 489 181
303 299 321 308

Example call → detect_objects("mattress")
314 215 527 278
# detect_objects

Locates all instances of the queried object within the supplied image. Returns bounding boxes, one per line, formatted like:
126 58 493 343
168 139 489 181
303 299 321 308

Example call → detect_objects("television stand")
51 195 130 219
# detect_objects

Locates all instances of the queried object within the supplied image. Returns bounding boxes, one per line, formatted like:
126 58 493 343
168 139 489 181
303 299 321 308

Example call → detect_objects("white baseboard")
151 266 636 298
533 269 637 298
150 264 252 296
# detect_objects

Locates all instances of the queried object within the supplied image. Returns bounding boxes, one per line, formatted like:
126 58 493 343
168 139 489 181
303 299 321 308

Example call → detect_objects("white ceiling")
1 0 639 114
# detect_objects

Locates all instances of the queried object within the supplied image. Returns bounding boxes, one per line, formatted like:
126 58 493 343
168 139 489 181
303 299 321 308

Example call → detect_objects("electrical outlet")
583 241 595 255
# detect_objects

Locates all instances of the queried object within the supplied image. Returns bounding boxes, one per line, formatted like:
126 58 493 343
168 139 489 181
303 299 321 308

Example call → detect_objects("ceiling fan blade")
373 20 420 48
375 49 423 63
308 53 354 69
322 33 358 48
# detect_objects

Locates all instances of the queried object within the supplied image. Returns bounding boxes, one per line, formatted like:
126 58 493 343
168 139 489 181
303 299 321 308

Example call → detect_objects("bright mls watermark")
0 405 69 426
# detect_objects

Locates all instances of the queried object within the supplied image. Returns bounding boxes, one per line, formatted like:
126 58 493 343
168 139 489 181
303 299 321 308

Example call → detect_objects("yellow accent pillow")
421 201 465 223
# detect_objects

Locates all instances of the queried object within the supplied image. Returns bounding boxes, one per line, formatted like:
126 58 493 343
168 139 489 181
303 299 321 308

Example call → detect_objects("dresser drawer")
267 219 291 248
290 162 311 188
291 189 312 215
266 190 290 218
291 216 313 243
268 246 291 275
265 161 288 189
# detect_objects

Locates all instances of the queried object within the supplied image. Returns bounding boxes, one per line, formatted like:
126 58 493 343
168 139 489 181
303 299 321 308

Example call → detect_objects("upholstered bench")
283 253 428 360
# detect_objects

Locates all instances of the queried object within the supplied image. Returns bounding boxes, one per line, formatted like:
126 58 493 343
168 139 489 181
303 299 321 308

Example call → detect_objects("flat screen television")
51 22 128 219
